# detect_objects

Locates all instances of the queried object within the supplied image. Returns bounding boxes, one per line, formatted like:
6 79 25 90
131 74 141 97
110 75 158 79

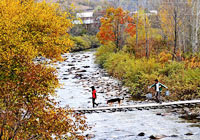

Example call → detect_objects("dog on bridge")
107 97 124 106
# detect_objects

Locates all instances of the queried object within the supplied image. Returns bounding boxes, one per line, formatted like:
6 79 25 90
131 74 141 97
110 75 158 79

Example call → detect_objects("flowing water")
55 50 200 140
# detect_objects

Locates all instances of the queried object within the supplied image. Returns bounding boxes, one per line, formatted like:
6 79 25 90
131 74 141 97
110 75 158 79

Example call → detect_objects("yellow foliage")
0 0 87 139
185 56 200 68
96 49 200 100
0 0 73 62
132 9 151 40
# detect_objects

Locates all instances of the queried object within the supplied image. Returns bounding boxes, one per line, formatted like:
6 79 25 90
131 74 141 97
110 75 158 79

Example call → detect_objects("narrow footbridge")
74 100 200 114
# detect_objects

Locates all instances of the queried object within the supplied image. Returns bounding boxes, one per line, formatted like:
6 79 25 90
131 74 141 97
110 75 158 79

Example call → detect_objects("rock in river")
149 135 167 139
83 66 90 68
138 132 145 136
76 70 87 73
62 77 69 80
68 64 74 66
185 132 193 136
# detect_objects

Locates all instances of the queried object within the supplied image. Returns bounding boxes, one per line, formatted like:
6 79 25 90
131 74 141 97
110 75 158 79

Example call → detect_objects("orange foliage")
97 7 136 48
158 51 172 63
185 56 200 68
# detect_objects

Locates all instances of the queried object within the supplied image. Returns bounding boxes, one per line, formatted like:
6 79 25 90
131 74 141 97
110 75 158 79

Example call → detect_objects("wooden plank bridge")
74 100 200 114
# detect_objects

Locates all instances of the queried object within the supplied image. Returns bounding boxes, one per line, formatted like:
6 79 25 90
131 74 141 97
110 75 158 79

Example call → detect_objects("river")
55 50 200 140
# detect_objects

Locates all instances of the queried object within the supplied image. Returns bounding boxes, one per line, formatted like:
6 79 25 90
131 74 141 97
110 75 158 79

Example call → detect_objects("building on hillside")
73 12 94 25
72 10 106 35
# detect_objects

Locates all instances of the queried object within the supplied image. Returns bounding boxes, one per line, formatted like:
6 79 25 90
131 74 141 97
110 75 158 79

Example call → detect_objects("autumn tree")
97 7 136 50
159 0 190 60
0 0 87 139
126 9 158 58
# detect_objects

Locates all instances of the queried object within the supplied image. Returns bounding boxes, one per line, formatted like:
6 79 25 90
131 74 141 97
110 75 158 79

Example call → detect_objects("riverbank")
95 44 200 101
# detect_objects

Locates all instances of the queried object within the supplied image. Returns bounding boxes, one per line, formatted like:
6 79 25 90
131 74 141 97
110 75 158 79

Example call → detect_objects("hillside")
54 0 158 12
57 0 112 12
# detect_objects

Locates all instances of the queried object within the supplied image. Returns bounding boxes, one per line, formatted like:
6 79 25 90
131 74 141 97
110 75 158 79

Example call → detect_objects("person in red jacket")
91 86 98 107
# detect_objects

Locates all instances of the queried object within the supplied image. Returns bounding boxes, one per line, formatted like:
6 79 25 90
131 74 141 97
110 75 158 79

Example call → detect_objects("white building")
73 12 94 25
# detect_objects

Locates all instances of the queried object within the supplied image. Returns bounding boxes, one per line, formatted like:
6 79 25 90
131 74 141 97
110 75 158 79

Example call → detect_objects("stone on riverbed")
81 77 88 79
156 113 162 116
149 135 167 139
69 67 76 70
149 135 157 139
76 70 87 73
62 77 69 80
83 66 90 68
170 134 178 137
185 132 193 136
83 55 90 58
73 74 83 79
86 134 95 138
138 132 145 136
179 113 200 120
68 64 74 66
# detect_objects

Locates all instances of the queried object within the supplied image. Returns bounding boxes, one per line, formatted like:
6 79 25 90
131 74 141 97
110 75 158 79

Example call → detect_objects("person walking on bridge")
148 79 168 104
91 86 98 107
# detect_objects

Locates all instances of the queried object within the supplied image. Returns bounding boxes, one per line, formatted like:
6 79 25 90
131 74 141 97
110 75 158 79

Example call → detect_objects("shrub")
95 42 116 66
159 61 184 77
174 68 200 100
71 35 100 51
158 51 173 63
123 58 161 96
83 35 100 48
103 52 132 80
95 46 200 100
70 36 91 51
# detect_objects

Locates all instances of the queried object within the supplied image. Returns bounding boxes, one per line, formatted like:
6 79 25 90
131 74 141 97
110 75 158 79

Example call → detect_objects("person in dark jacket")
91 86 98 107
148 79 168 104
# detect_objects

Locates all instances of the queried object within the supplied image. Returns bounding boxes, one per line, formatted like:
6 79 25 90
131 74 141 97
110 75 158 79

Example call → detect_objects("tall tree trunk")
144 14 149 59
192 0 195 52
136 0 139 48
145 0 149 59
115 21 120 50
193 0 200 53
173 7 178 60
